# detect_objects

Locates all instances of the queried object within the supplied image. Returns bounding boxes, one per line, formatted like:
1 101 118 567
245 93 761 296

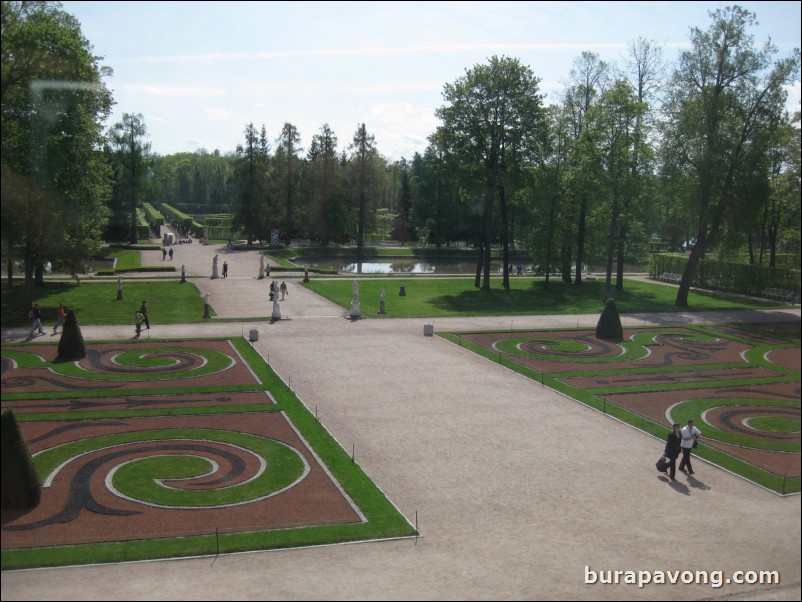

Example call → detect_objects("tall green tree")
107 113 150 244
618 37 662 286
232 123 270 244
349 123 376 247
563 51 609 285
274 122 302 242
762 112 801 267
305 123 345 244
523 103 572 289
585 79 645 292
1 0 113 306
409 141 468 247
436 55 545 290
391 158 413 243
662 5 800 307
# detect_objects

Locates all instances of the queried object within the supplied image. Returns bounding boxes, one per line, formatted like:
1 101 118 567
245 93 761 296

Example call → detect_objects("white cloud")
206 107 232 120
122 84 226 97
367 102 440 160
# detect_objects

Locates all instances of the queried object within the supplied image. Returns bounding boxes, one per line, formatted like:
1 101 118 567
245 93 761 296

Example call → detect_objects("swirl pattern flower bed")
445 322 800 494
1 338 415 569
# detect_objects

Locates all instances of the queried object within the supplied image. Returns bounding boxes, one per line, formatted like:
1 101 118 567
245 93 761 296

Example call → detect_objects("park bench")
761 288 796 303
659 272 682 284
378 240 402 247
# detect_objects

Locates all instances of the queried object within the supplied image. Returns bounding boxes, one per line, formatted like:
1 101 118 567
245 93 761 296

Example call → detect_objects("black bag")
656 456 670 472
692 439 698 449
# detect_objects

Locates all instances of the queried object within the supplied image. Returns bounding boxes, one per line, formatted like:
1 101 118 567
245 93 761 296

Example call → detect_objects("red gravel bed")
1 412 362 550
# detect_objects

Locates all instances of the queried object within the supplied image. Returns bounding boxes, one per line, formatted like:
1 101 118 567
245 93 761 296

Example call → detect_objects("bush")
95 266 177 276
596 297 624 341
56 309 86 361
1 408 41 509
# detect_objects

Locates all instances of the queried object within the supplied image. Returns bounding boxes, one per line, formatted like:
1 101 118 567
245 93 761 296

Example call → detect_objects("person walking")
53 302 66 334
135 310 145 337
162 247 167 260
28 303 46 338
222 261 228 278
139 300 151 330
678 419 701 475
663 423 683 480
280 281 288 300
168 247 174 261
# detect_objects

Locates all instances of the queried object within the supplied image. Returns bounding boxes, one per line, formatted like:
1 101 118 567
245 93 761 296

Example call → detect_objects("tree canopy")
1 0 113 305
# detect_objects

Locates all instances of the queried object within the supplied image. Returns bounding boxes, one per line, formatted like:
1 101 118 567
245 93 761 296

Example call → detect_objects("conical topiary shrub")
1 408 41 509
56 309 86 361
595 297 624 341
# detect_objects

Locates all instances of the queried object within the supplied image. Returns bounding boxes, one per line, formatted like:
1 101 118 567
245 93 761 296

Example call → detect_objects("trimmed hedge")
1 408 41 509
596 298 624 341
56 309 86 361
649 253 800 297
135 209 150 240
95 266 177 276
143 203 164 228
160 203 203 236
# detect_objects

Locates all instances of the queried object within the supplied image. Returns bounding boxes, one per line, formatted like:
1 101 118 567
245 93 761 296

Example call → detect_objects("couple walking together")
662 420 701 480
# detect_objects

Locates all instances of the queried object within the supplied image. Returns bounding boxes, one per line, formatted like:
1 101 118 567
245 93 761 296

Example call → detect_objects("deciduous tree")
662 5 800 307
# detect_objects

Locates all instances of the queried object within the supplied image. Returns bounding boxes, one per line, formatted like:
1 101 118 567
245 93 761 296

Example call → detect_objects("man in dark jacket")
139 300 151 329
664 423 683 480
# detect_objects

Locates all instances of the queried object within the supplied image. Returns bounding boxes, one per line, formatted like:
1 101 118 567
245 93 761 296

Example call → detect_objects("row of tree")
2 2 800 311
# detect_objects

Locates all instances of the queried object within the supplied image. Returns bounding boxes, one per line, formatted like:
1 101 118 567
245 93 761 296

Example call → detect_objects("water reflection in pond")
303 258 508 274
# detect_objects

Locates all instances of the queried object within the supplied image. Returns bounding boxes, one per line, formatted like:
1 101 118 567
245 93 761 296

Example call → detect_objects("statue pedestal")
350 300 361 319
378 300 386 314
271 301 282 321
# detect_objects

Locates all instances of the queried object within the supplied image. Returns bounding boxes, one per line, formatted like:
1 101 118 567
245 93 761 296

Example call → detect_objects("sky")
60 1 801 161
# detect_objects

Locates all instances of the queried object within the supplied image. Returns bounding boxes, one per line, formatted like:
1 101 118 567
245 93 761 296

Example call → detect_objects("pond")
299 257 514 275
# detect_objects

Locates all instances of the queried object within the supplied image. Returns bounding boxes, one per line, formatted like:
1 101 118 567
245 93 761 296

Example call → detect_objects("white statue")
211 254 219 279
352 279 359 300
258 254 265 279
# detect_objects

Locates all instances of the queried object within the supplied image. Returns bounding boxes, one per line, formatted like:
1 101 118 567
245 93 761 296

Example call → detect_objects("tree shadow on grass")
427 280 673 315
0 282 78 328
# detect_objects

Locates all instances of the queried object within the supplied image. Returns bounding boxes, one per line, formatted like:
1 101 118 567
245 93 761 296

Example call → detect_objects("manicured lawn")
304 277 783 317
1 281 214 327
105 249 141 270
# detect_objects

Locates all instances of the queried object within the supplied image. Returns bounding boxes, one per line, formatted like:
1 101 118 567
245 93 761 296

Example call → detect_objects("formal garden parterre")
0 338 416 569
442 321 800 494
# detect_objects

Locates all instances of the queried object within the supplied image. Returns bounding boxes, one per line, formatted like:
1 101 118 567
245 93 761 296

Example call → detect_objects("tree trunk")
605 213 617 293
474 240 483 288
561 245 572 284
24 238 34 311
575 193 587 286
6 237 14 287
616 223 626 291
499 184 510 290
481 179 494 291
676 231 706 307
